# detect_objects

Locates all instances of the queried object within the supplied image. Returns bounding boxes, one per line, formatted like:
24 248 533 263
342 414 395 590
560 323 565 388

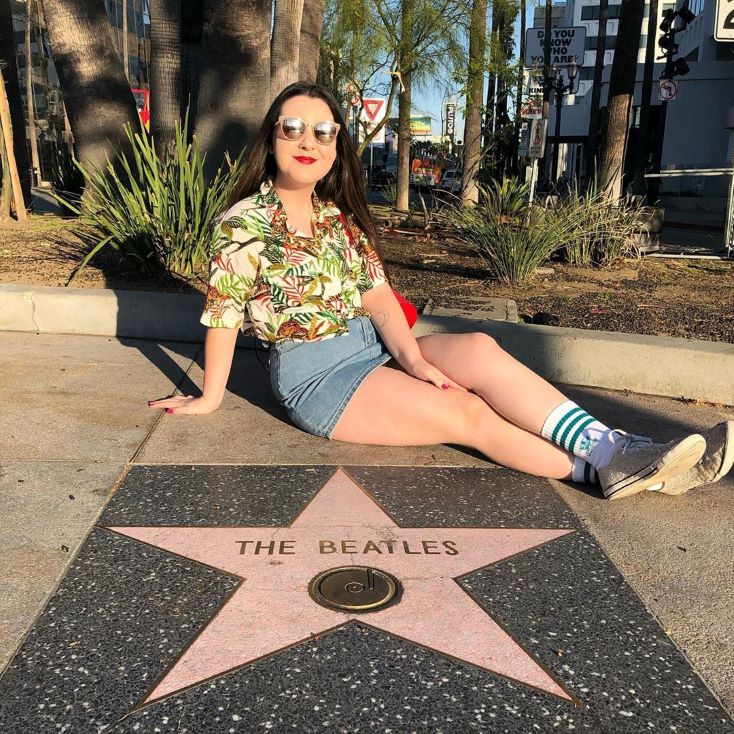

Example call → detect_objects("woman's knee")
466 331 501 354
451 391 494 442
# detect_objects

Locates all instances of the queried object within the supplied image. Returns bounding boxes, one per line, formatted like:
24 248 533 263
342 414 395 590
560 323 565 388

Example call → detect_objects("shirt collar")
260 178 341 228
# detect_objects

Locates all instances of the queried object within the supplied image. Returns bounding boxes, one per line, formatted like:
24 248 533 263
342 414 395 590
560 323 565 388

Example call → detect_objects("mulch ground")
2 214 733 343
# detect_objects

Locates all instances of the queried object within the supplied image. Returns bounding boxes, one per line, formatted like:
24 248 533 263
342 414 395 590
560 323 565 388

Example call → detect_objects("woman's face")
271 95 338 187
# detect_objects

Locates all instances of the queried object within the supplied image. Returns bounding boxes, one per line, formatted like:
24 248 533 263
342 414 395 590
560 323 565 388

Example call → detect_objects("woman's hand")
148 395 219 415
404 357 468 392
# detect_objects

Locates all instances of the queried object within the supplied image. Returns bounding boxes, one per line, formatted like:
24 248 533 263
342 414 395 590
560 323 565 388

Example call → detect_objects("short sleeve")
354 226 387 294
199 207 266 329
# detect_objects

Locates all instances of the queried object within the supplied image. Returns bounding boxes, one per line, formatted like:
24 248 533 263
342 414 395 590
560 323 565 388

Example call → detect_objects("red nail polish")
442 384 448 390
166 408 174 414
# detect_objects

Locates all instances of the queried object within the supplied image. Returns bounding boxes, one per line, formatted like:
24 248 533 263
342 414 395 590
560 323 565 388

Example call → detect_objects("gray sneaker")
647 420 734 496
598 430 707 500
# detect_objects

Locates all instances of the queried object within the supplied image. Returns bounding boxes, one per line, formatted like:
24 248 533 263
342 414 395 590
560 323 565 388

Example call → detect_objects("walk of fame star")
106 468 577 709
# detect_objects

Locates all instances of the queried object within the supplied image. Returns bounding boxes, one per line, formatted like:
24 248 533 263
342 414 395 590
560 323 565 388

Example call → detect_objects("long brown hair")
225 81 389 280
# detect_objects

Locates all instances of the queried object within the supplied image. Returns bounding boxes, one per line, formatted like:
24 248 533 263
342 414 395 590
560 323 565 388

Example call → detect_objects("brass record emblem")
309 566 401 613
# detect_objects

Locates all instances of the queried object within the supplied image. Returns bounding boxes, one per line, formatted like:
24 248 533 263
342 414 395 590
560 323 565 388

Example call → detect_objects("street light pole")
552 77 563 182
545 61 578 184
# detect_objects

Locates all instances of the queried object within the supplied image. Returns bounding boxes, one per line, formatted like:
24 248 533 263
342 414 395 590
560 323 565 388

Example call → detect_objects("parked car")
438 168 462 193
370 169 396 189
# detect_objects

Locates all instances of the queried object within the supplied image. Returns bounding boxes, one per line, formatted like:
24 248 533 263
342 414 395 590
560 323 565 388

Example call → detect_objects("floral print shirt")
200 178 387 344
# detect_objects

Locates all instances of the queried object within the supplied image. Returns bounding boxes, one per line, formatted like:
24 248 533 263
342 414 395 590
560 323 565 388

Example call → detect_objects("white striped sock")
541 400 611 459
571 457 599 484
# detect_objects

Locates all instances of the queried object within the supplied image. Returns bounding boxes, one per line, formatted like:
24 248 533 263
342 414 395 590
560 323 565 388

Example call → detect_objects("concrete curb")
2 283 733 405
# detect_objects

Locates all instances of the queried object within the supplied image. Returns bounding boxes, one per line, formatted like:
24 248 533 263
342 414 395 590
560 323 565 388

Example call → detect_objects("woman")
149 81 733 500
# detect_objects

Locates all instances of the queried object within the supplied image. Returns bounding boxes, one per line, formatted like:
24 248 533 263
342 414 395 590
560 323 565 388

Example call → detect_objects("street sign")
360 98 387 143
715 0 734 40
518 123 530 157
345 82 361 107
528 118 548 159
445 102 456 141
525 27 586 67
658 78 678 101
522 69 544 97
362 98 384 122
521 70 543 118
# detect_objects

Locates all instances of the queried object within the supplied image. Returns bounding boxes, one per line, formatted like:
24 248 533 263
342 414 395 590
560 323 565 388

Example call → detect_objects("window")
579 66 596 80
585 35 616 50
581 4 621 20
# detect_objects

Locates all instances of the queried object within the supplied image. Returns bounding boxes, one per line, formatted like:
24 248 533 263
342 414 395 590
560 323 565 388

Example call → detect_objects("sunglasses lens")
281 117 305 139
314 122 337 144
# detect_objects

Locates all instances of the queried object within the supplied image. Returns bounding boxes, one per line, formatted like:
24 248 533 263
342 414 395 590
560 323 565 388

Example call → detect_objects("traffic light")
657 2 694 79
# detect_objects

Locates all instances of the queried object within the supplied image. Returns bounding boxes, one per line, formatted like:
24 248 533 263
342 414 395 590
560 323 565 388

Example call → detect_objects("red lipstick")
294 156 316 164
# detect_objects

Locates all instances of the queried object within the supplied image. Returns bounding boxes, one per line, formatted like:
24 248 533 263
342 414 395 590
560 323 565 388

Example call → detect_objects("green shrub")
52 108 249 283
380 181 397 208
49 142 85 217
445 177 582 284
553 177 644 267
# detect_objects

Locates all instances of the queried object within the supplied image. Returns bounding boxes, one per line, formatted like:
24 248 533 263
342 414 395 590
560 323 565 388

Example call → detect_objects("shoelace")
613 430 654 455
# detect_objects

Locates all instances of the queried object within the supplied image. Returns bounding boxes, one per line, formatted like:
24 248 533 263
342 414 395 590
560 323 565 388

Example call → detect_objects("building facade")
533 0 734 205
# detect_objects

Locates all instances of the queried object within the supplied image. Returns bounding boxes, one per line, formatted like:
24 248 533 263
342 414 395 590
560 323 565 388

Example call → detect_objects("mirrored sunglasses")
275 116 340 145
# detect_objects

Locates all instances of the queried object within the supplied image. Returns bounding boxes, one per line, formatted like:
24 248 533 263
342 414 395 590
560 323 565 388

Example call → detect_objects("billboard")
524 27 586 67
388 116 433 135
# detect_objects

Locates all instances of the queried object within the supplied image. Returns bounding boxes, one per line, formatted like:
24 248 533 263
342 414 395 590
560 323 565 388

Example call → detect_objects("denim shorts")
269 316 394 438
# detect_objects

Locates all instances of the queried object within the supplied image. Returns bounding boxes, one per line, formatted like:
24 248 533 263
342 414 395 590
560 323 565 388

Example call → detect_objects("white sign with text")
525 27 587 67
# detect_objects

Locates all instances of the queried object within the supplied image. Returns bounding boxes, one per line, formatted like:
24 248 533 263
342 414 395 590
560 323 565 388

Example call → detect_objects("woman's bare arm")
361 283 466 391
148 326 239 414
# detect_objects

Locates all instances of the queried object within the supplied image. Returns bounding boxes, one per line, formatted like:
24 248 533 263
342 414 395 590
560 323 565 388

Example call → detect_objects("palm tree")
598 0 645 199
632 0 660 196
511 0 526 176
461 0 487 204
25 0 41 185
42 0 140 176
149 0 182 150
299 0 327 81
585 0 609 187
272 0 306 98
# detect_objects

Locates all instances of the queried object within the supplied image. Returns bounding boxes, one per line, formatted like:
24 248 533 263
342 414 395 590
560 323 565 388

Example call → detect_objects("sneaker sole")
604 434 707 500
659 420 734 496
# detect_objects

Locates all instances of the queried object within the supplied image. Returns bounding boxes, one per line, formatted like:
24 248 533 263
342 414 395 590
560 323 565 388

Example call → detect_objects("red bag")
338 212 417 328
393 289 418 328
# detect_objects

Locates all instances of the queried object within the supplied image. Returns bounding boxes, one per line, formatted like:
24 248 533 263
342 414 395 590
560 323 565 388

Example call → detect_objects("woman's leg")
330 363 575 479
413 332 568 434
409 332 706 500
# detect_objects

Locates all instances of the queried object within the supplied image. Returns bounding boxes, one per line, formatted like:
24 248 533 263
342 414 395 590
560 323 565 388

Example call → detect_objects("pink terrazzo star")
107 468 576 707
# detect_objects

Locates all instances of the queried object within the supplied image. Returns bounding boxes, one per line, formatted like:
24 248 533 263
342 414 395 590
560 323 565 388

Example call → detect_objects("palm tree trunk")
461 0 488 204
181 0 203 143
396 0 415 212
298 0 326 82
25 0 41 186
42 0 140 176
632 0 659 196
1 0 32 205
196 0 271 182
495 0 515 177
272 0 305 99
122 0 129 82
538 0 552 186
482 5 498 154
149 0 182 149
598 0 645 199
585 0 608 187
511 0 526 176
